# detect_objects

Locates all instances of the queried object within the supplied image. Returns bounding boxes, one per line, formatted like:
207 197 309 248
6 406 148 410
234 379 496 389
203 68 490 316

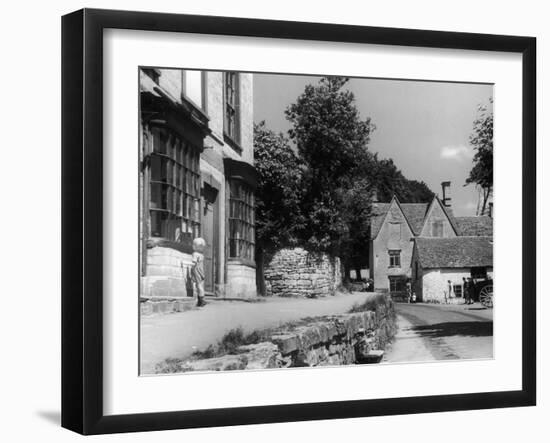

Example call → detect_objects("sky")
252 74 493 216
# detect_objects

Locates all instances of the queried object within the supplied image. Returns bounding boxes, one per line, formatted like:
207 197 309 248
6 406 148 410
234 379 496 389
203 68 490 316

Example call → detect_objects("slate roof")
415 236 493 269
454 216 493 236
370 203 391 239
400 204 430 236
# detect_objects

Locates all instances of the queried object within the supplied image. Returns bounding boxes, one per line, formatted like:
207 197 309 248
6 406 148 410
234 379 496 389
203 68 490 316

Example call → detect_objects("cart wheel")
479 285 493 308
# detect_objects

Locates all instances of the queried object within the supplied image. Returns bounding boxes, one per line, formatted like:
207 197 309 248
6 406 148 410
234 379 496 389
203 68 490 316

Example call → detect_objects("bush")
348 293 388 313
192 327 270 359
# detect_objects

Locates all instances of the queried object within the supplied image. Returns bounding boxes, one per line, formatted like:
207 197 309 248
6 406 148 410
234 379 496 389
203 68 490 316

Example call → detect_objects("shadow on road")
410 321 493 338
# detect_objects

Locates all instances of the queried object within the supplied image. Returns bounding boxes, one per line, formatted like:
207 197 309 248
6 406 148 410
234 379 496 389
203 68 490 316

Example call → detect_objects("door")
202 182 219 295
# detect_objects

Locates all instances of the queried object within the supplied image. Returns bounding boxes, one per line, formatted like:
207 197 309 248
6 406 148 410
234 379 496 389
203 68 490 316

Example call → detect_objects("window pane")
165 159 172 184
150 183 162 209
185 70 203 108
175 190 181 216
153 129 166 154
150 211 168 237
150 155 161 181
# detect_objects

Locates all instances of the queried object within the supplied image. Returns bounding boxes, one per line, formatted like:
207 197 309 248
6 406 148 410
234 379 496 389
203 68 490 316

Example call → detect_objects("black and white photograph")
139 68 494 375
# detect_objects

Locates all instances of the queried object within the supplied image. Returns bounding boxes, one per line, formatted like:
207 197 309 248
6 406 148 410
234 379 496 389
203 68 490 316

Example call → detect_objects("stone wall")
141 246 194 299
264 248 342 298
174 296 396 372
226 262 257 299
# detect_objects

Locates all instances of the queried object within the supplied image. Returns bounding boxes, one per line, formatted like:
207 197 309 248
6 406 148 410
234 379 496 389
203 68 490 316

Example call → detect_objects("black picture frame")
62 8 536 435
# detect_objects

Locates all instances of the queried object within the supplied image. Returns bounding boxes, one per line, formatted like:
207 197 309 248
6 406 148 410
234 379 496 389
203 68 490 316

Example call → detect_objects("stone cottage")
411 236 493 303
139 68 257 299
369 185 493 299
369 194 459 294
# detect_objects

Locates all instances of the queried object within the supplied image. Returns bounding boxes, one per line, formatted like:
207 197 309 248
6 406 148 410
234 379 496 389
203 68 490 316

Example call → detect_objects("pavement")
383 302 493 364
140 291 376 374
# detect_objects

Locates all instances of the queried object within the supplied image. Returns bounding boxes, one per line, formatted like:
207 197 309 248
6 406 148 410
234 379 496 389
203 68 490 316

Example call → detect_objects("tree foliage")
253 121 305 251
465 99 493 215
371 156 434 203
285 77 375 254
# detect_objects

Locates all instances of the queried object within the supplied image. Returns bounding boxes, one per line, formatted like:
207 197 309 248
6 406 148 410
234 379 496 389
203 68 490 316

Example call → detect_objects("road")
140 292 376 374
383 302 493 363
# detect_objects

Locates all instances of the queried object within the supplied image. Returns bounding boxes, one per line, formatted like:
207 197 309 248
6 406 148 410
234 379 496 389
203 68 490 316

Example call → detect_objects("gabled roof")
370 198 429 239
370 195 460 239
455 216 493 236
415 236 493 269
420 196 460 236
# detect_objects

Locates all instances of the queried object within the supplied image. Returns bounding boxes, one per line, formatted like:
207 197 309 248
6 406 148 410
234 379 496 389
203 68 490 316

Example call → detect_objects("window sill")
223 133 243 154
227 258 256 268
146 237 193 255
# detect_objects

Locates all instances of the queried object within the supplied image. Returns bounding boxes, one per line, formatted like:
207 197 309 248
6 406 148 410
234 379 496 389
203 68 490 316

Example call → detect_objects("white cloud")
440 144 472 161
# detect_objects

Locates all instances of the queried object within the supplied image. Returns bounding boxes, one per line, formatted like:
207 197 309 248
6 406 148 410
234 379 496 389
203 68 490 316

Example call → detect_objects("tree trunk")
480 186 492 216
256 246 266 296
342 262 351 283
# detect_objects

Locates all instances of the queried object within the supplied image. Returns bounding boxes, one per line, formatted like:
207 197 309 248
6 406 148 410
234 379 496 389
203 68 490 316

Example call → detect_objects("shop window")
148 126 201 242
229 180 255 261
389 276 406 293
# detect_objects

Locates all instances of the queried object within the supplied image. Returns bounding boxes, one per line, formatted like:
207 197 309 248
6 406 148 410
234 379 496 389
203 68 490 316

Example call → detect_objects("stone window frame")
388 249 401 268
180 70 209 114
228 179 255 262
147 125 201 243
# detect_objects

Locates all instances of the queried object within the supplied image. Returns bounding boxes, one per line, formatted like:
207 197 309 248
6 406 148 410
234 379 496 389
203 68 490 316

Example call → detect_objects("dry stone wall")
174 296 396 372
264 248 343 298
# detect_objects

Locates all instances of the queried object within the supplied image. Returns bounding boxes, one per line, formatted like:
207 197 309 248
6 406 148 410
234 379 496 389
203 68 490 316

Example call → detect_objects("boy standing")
191 237 207 307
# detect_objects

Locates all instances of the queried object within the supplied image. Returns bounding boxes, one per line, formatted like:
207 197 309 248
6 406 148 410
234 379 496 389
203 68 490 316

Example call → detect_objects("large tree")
466 99 493 215
285 77 375 258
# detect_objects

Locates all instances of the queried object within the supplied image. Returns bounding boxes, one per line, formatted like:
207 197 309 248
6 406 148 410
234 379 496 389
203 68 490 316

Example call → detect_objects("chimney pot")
441 181 451 207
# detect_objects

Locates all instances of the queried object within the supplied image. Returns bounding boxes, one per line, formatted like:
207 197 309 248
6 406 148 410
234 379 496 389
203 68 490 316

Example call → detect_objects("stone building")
369 194 458 293
139 68 257 299
411 236 493 303
369 185 493 299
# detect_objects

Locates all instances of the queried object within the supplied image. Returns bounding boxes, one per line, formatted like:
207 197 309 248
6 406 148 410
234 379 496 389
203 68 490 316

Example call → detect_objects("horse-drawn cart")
475 279 493 308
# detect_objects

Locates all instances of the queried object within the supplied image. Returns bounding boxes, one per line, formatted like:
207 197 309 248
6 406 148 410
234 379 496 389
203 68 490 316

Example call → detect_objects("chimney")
441 181 451 207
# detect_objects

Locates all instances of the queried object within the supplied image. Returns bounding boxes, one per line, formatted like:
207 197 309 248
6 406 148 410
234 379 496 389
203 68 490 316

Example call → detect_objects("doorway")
201 181 220 295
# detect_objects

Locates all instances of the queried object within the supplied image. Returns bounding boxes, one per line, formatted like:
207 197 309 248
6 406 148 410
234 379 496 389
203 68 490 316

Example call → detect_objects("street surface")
383 302 493 363
140 292 376 374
